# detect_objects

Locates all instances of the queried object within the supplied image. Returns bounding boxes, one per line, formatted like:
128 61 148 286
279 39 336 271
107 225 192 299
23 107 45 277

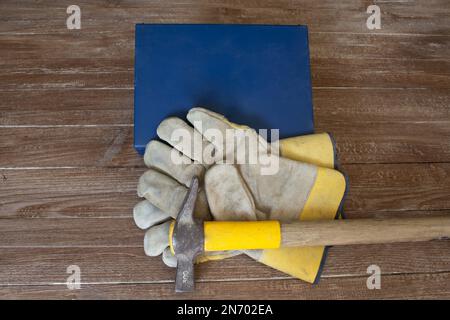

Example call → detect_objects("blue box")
134 24 314 155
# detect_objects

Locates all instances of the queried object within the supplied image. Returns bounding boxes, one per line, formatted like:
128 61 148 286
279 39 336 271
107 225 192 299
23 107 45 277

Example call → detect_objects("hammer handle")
203 216 450 251
281 216 450 247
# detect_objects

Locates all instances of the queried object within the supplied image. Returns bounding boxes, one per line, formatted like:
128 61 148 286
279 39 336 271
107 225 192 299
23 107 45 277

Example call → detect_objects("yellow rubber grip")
204 221 281 251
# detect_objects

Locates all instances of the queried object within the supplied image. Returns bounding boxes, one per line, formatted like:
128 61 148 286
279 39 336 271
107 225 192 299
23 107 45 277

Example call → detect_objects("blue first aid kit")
134 24 314 154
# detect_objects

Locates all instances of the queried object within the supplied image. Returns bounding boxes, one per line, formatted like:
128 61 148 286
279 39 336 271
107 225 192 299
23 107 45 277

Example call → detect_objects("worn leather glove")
134 108 346 282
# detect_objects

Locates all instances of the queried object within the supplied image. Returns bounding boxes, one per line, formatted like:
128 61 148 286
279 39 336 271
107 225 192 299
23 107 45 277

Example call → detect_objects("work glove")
134 109 244 266
134 108 346 282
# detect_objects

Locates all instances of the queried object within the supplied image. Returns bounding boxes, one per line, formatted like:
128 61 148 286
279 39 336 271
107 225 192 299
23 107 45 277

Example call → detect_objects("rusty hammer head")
171 176 204 292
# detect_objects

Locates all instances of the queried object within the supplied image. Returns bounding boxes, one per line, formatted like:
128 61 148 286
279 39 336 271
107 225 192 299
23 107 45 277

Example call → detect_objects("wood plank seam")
1 271 449 287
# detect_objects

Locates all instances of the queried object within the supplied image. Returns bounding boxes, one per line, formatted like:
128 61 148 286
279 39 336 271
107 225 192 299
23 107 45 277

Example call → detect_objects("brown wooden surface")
0 0 449 299
1 273 449 299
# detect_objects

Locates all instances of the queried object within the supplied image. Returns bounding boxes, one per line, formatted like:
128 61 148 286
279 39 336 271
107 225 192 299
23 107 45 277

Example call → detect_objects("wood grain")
0 272 448 299
0 127 141 167
311 57 450 89
2 213 449 248
0 241 449 285
2 58 448 90
1 121 450 166
0 89 133 125
0 218 142 248
1 0 449 35
1 88 448 128
1 164 450 219
0 71 133 91
1 16 449 92
281 217 450 247
1 0 449 299
343 163 450 213
2 32 449 71
313 88 450 124
0 168 142 218
8 214 449 249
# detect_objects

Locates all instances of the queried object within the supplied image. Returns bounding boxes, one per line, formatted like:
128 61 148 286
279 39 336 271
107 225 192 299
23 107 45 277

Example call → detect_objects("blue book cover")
134 24 314 154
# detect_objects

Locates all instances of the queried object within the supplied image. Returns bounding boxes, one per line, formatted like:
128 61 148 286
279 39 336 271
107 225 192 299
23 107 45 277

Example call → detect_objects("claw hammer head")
171 177 204 292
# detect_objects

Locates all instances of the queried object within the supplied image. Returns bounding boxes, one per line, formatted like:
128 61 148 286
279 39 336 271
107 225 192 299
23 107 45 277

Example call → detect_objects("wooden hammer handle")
281 216 450 247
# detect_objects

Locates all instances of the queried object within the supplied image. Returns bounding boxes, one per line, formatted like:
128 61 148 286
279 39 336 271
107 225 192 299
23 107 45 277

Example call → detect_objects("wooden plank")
0 0 448 35
0 6 449 91
0 168 143 218
1 88 448 126
0 71 133 90
1 32 448 72
1 118 450 166
0 127 141 168
310 57 450 89
0 89 133 126
328 121 450 164
1 58 448 90
1 165 450 219
1 213 449 248
0 218 142 247
1 88 448 139
0 272 448 299
0 241 448 285
310 33 450 61
0 0 448 300
343 163 450 213
0 32 134 71
313 88 450 125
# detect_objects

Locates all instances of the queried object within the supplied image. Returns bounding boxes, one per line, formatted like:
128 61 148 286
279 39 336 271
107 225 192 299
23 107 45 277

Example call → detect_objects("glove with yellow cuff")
134 107 346 283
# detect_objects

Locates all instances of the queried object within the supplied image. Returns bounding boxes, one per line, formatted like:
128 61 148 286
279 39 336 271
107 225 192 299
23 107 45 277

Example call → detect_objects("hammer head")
172 177 204 292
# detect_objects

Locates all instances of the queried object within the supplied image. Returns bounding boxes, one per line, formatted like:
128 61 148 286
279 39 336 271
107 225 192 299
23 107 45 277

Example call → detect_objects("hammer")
170 177 450 292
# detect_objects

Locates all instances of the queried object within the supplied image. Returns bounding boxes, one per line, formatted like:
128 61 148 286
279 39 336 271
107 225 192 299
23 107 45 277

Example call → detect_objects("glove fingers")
138 168 210 220
187 107 236 135
187 107 271 163
143 220 172 256
187 108 231 158
205 164 258 221
157 117 216 165
133 199 171 230
138 169 185 217
144 140 205 187
162 247 177 268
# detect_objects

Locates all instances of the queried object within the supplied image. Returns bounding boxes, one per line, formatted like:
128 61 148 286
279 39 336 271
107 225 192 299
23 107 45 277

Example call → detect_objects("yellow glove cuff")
280 132 336 169
256 167 346 283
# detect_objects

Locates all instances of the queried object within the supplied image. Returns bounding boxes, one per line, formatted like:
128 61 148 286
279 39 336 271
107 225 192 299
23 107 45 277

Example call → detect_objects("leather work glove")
134 107 346 283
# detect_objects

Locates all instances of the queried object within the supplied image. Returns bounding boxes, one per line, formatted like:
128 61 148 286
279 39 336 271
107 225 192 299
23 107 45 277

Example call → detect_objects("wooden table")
1 0 449 299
